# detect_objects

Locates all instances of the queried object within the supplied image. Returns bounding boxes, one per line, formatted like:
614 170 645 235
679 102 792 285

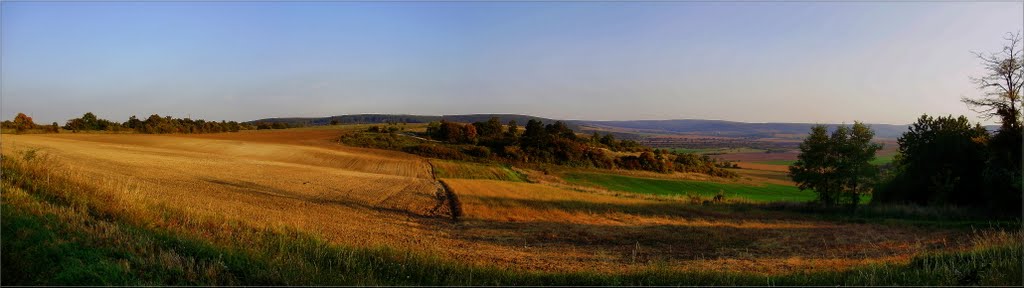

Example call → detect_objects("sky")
2 1 1022 124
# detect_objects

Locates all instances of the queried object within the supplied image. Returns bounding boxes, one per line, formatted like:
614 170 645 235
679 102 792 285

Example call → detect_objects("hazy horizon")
2 1 1021 125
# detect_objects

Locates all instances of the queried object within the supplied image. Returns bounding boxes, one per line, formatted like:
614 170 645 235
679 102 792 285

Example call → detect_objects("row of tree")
73 113 255 134
3 112 257 134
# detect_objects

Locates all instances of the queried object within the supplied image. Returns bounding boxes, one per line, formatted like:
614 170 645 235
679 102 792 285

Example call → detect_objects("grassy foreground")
1 153 1020 285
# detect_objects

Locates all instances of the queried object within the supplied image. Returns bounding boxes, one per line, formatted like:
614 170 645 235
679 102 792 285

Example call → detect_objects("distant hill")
248 114 570 128
250 114 440 126
439 114 566 126
249 114 996 139
574 119 913 139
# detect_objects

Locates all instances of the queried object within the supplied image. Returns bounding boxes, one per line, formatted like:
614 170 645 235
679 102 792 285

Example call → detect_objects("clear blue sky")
2 1 1021 124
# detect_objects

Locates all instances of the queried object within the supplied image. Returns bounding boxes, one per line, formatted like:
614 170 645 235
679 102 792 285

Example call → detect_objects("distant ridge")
575 119 914 139
248 113 567 127
248 114 996 139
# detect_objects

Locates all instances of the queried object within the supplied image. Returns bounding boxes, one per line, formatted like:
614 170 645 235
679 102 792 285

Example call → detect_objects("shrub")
874 115 988 207
402 144 470 161
462 146 491 158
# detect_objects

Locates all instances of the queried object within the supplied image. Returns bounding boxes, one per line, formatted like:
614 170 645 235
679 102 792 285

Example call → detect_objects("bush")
502 146 525 161
462 146 491 158
874 115 989 207
402 144 470 161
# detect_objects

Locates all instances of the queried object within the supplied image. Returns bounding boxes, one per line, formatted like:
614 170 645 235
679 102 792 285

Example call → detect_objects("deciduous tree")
790 124 880 208
12 113 35 133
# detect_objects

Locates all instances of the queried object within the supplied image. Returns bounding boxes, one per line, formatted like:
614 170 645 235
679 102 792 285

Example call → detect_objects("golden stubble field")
0 128 988 274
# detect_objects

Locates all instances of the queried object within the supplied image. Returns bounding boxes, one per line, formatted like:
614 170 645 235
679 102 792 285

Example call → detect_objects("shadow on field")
198 178 966 267
454 196 968 265
453 216 959 265
205 178 300 200
200 178 445 219
466 195 801 221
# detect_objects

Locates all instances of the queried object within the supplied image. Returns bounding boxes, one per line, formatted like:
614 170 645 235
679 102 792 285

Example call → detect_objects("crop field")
0 131 447 248
1 128 1019 285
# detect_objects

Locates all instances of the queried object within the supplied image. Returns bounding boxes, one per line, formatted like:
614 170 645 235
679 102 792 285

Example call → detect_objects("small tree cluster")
874 115 989 207
255 122 292 130
873 33 1023 216
366 124 403 133
587 132 645 152
789 123 881 208
63 112 126 132
1 113 59 134
415 117 736 177
426 120 479 144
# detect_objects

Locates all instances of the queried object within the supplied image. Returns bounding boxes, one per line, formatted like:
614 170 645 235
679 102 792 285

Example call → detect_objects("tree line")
3 112 257 134
789 32 1022 216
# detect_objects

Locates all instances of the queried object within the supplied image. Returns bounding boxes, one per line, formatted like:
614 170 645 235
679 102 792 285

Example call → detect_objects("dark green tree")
790 125 837 206
874 115 989 206
520 119 546 152
504 120 519 141
962 32 1023 215
789 124 879 208
472 117 503 140
839 122 882 208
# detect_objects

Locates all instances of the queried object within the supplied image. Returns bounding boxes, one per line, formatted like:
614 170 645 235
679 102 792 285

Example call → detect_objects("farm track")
426 159 463 221
0 129 994 275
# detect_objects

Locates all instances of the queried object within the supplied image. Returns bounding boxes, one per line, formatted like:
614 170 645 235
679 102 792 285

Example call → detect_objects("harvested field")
444 179 977 274
1 132 444 252
0 129 1004 277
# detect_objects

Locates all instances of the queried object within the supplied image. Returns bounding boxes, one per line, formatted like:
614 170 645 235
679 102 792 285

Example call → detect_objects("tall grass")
432 160 527 182
2 150 1020 285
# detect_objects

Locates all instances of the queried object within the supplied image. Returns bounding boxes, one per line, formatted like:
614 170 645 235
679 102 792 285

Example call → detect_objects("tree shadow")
200 177 445 220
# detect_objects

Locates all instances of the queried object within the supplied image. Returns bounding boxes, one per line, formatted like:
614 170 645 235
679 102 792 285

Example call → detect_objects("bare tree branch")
963 31 1023 129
